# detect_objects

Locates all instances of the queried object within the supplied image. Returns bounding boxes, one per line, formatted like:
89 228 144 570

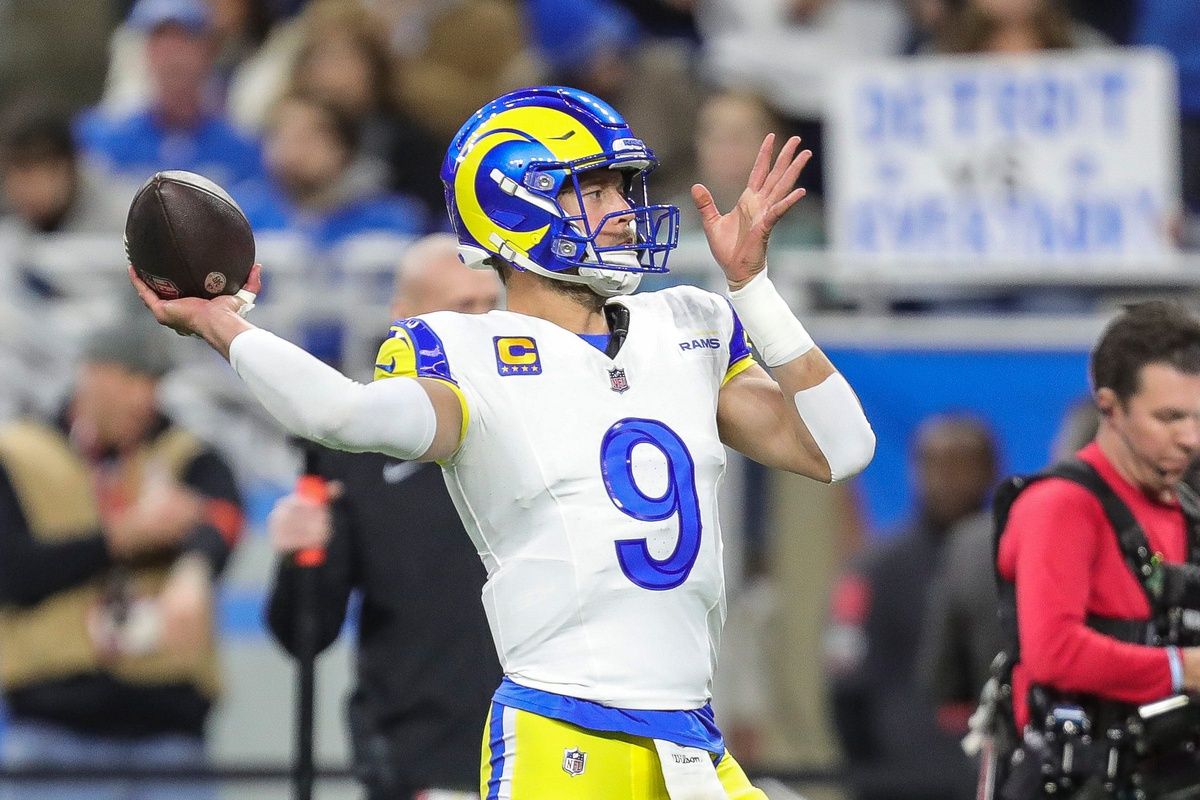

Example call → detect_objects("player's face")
1106 362 1200 493
558 170 635 249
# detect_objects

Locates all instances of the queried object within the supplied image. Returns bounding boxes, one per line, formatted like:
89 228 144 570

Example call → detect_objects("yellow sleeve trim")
419 377 470 467
373 326 418 381
722 354 757 386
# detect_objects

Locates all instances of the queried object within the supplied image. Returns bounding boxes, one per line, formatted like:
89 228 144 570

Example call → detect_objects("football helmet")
441 86 679 297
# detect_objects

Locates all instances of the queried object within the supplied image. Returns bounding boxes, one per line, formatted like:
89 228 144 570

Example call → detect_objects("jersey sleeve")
373 318 470 447
722 299 756 385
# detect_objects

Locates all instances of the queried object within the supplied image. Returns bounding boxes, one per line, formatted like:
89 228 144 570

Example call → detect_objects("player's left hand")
691 134 811 290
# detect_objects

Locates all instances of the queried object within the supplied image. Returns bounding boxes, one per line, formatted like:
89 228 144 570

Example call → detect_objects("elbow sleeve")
793 372 876 482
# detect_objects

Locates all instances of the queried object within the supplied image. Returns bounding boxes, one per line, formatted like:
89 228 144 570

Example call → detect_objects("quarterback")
131 87 875 799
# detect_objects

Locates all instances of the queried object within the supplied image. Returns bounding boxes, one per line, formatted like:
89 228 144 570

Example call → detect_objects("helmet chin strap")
578 249 642 297
488 234 643 297
574 220 644 297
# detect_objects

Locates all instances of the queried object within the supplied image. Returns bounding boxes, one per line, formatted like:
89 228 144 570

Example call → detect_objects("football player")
131 86 876 799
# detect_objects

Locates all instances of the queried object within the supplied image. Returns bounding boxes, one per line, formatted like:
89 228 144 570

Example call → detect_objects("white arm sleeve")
793 373 876 483
228 328 438 460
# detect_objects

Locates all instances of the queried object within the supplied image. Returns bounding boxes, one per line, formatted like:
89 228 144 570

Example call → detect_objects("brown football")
124 170 255 300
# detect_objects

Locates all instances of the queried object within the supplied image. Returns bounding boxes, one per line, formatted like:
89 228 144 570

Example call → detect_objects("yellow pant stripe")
479 703 767 799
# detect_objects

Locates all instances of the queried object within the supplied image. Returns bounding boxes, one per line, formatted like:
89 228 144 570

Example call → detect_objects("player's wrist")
725 268 761 293
728 270 815 367
194 307 254 360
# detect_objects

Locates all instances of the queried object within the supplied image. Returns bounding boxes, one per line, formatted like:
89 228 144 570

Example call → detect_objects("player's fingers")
245 263 262 294
767 149 812 206
763 188 806 231
691 183 720 228
128 266 164 316
746 133 776 193
761 136 803 198
233 264 262 317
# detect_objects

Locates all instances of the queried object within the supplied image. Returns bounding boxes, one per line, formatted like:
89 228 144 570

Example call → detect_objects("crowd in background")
1 1 1200 798
2 0 1198 268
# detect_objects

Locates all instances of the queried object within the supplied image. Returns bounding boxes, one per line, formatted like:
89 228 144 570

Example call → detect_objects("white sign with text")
828 50 1181 270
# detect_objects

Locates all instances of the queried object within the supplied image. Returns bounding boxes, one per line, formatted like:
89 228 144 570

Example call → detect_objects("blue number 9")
599 418 702 591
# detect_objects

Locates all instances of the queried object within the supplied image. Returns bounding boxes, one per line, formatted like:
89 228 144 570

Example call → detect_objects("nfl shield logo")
608 367 629 393
562 747 587 777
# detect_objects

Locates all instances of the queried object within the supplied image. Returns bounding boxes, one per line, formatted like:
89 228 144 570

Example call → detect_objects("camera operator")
989 301 1200 799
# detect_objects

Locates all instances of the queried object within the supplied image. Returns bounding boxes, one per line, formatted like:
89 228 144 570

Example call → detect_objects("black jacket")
266 447 501 794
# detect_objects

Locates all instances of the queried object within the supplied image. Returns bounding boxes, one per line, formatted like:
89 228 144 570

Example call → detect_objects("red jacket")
997 442 1186 728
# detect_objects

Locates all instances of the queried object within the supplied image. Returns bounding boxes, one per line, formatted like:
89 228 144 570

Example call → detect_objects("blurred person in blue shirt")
286 0 445 217
232 90 429 365
75 0 263 188
233 91 429 251
1 112 129 239
523 0 641 99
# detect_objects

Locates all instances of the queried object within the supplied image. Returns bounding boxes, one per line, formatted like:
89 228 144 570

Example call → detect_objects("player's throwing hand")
129 264 261 352
690 134 812 290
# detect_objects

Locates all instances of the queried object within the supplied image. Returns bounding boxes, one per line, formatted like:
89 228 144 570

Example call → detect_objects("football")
124 170 255 300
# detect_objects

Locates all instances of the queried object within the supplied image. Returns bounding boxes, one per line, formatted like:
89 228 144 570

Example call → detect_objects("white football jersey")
373 285 755 710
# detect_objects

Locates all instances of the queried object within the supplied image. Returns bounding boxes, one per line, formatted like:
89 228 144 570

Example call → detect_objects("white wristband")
727 271 814 367
234 288 256 318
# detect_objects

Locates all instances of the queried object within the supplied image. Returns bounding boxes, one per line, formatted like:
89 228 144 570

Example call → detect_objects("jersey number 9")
600 418 702 591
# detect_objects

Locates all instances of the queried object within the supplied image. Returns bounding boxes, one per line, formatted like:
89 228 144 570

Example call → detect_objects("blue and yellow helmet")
441 86 679 297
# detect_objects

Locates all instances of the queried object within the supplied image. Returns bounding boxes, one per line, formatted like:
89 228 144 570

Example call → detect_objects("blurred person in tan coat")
0 318 243 800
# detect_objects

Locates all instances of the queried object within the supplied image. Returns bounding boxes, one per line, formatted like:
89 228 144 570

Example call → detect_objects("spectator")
649 88 822 292
933 0 1110 54
0 111 130 240
266 233 501 800
523 0 641 100
288 0 446 214
76 0 263 188
916 400 1094 739
826 414 998 800
0 316 243 800
394 0 543 143
684 89 823 251
696 0 911 197
234 92 428 251
521 0 705 192
99 0 282 120
1131 1 1200 234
